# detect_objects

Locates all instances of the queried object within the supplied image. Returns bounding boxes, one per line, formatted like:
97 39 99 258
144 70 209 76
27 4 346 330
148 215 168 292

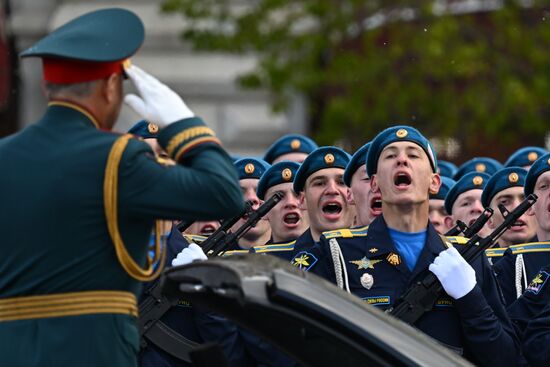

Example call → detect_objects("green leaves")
162 1 550 156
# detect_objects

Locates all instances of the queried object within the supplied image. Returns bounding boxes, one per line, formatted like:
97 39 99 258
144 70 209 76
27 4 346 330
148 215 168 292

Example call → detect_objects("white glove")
124 65 194 126
171 243 207 267
429 247 476 299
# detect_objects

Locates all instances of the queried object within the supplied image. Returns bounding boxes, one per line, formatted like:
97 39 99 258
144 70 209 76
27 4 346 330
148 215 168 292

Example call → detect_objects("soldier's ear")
103 73 121 103
429 174 442 196
346 188 355 205
298 191 307 210
444 216 454 230
370 175 379 193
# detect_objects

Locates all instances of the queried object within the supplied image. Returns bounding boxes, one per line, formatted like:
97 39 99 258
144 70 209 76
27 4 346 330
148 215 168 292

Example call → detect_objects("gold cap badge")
528 152 538 162
396 128 408 138
147 123 159 134
508 172 519 183
324 153 335 165
282 168 293 181
475 163 486 172
244 163 255 175
547 158 550 166
290 139 301 150
473 176 484 186
386 253 401 266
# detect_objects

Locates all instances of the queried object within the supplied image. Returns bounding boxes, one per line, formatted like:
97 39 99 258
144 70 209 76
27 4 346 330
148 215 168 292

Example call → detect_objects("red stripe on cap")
43 58 125 84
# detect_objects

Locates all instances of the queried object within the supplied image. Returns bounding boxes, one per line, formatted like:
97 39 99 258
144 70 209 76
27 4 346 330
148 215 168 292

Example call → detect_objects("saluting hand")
172 243 207 267
429 247 477 300
124 65 195 126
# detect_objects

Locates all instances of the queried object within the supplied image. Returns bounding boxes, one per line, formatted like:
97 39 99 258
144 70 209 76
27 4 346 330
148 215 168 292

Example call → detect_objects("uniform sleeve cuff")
453 284 487 317
158 117 221 161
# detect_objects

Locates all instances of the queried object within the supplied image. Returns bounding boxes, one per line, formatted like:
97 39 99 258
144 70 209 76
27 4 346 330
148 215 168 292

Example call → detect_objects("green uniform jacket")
0 102 243 366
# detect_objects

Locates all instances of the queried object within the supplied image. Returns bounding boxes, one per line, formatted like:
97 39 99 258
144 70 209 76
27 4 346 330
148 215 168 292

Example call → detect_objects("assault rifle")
388 194 537 324
138 192 283 361
444 208 494 238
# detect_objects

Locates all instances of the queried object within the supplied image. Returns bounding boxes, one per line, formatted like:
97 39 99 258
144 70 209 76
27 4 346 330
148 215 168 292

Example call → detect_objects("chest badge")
360 273 374 289
386 252 401 266
369 248 378 254
350 256 382 270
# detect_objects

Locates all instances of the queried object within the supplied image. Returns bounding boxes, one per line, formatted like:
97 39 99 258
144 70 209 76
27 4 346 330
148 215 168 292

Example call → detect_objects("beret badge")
290 139 301 150
473 176 484 186
508 172 519 183
244 163 255 175
324 153 335 165
396 128 408 138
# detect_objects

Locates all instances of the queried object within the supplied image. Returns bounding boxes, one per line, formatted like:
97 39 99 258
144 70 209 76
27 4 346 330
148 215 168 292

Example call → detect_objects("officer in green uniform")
0 8 242 367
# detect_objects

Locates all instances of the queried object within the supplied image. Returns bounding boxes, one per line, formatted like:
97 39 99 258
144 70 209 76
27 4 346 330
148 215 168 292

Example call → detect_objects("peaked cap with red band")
20 8 144 84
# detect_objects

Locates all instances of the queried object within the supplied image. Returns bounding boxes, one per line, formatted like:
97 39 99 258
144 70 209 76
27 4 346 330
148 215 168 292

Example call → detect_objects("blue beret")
525 153 550 196
366 125 437 177
257 161 301 200
504 147 548 168
445 172 491 214
481 167 528 208
430 176 456 201
263 134 318 164
343 142 371 187
234 158 271 180
127 120 159 139
454 157 502 180
20 8 143 62
293 146 351 193
438 160 458 178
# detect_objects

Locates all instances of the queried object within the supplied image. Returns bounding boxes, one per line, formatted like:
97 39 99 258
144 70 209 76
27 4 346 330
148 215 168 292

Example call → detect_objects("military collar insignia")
349 257 382 270
360 273 374 289
369 248 378 254
525 271 549 295
386 252 401 266
291 251 318 271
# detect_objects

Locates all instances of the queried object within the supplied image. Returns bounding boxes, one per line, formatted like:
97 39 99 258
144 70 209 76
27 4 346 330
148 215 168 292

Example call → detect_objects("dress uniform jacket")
290 215 520 367
493 242 550 306
0 104 243 366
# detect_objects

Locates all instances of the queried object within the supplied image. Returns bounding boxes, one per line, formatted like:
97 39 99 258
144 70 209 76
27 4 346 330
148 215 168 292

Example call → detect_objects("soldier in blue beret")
429 176 455 234
481 167 536 249
255 161 308 246
293 125 521 366
438 160 458 178
343 142 382 227
263 134 318 164
454 157 503 180
504 146 548 170
492 154 550 307
228 158 272 250
290 146 354 247
0 8 243 367
444 172 492 237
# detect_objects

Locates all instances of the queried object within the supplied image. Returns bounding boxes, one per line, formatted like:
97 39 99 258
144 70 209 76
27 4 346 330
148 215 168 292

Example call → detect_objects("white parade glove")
124 65 194 126
429 247 476 299
171 243 207 267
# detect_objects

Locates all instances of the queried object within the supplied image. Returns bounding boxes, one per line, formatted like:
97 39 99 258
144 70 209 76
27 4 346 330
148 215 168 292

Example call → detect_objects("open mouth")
322 202 342 215
200 224 217 236
510 219 526 231
393 172 412 188
370 195 382 215
283 212 300 226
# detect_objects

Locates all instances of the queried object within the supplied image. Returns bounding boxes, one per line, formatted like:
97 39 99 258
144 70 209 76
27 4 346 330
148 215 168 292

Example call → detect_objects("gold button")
508 172 519 183
324 153 335 165
282 168 293 181
290 139 301 150
473 176 483 186
396 128 408 138
528 152 538 162
475 163 486 172
244 163 255 174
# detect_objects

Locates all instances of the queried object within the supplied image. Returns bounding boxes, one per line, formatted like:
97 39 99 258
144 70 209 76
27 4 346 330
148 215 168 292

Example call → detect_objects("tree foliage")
162 0 550 158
